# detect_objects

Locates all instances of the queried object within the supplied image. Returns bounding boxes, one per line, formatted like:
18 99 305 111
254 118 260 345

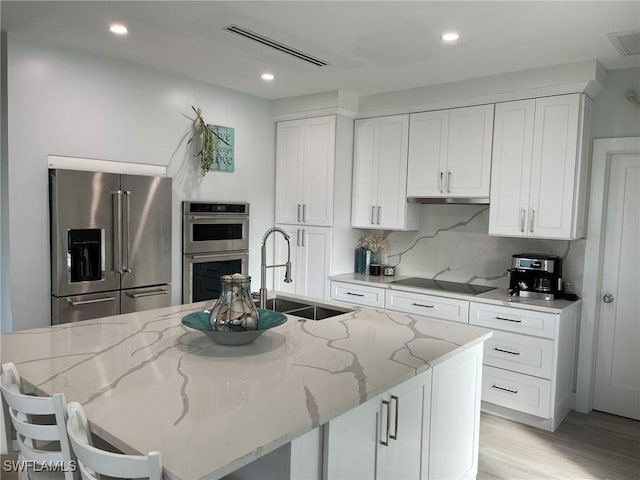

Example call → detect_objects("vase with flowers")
360 231 389 266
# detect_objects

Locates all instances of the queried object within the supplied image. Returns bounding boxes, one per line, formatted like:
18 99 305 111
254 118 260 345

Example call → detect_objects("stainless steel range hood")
407 197 490 205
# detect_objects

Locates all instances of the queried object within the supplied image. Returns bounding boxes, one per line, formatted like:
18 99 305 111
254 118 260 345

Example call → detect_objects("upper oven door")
183 214 249 254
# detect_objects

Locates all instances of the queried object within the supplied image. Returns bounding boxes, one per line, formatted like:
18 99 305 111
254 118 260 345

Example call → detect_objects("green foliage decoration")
187 106 230 176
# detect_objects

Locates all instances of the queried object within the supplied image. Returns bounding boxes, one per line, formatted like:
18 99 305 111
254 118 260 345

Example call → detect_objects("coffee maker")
508 253 562 300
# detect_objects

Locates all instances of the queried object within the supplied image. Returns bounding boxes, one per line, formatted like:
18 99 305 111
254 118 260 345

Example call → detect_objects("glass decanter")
209 273 259 332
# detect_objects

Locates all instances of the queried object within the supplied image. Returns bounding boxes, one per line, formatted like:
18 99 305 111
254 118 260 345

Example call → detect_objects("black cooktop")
390 277 496 295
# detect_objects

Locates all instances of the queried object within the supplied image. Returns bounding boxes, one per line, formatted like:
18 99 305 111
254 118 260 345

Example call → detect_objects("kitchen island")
1 296 491 480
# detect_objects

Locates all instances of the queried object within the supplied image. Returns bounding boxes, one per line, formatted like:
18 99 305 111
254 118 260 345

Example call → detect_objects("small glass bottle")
209 274 259 332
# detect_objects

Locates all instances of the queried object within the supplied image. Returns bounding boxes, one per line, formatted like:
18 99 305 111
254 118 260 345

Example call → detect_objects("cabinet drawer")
330 282 385 308
469 302 555 338
385 289 469 324
482 365 551 418
484 330 554 379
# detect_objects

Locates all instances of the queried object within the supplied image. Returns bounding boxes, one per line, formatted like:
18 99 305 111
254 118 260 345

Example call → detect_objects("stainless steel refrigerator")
50 169 172 324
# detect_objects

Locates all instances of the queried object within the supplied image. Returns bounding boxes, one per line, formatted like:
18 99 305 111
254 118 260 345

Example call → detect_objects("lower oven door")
182 252 248 304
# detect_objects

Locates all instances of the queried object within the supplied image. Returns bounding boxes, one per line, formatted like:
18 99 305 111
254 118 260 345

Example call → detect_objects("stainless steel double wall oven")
50 169 172 324
182 202 249 303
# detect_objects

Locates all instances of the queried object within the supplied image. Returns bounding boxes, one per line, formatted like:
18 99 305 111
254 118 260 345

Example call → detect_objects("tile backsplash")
369 205 585 294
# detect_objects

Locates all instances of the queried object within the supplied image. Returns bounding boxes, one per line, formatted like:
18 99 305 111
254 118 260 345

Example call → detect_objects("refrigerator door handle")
127 289 169 299
122 190 131 274
111 190 123 274
67 296 116 307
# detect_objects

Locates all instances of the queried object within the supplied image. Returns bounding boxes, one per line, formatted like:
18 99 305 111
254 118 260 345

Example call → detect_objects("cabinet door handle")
439 171 444 193
380 400 391 447
412 302 434 308
302 204 307 223
371 206 375 225
495 316 522 323
297 204 302 222
493 346 520 356
529 209 535 233
301 229 306 247
377 206 381 225
447 171 451 193
390 395 399 440
491 384 518 394
296 229 301 247
520 209 526 233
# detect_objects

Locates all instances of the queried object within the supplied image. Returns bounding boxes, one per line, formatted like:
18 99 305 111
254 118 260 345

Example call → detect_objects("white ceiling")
2 1 639 100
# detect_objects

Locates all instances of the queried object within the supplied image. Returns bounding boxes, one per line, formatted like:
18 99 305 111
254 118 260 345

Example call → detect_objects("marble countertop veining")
0 298 491 480
330 273 580 313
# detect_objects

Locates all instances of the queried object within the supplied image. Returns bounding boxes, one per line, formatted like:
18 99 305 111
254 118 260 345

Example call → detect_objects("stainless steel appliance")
508 253 562 300
182 202 249 303
50 169 172 324
390 277 495 295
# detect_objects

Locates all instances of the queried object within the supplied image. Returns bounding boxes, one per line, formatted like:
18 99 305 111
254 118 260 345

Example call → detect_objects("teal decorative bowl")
181 309 287 345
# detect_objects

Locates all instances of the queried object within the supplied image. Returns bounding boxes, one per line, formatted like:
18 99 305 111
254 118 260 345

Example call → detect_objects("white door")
376 115 409 229
302 116 335 227
407 110 449 197
352 119 379 228
489 99 535 236
275 121 304 224
446 104 494 197
593 152 640 420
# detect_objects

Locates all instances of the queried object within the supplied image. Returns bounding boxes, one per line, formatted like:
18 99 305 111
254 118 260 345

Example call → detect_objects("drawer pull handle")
412 303 434 308
491 384 518 394
495 316 522 323
493 347 520 356
346 292 365 297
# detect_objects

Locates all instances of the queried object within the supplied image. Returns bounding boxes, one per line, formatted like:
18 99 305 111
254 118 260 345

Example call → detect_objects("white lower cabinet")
330 281 386 308
325 343 484 480
385 289 469 324
274 225 331 300
470 302 579 431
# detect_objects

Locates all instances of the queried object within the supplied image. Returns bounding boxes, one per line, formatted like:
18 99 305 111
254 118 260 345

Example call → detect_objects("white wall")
590 67 640 139
6 35 275 331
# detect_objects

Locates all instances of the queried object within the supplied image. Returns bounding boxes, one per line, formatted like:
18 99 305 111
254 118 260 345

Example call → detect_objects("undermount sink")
258 296 354 321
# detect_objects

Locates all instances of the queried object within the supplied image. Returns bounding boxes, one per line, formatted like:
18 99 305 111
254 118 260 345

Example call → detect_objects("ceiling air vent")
224 24 329 67
608 29 640 56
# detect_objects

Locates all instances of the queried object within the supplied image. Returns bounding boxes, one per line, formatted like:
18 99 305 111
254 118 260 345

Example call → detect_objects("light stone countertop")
330 273 580 313
1 297 491 480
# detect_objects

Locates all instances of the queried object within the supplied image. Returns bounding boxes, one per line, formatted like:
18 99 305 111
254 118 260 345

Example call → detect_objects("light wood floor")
479 411 640 480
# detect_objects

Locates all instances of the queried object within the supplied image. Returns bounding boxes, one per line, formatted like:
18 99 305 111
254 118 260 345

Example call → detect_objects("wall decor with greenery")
187 106 233 175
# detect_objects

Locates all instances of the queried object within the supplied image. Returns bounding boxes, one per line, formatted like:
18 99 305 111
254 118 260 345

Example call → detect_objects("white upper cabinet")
276 116 336 227
352 115 419 230
489 94 591 239
407 104 494 198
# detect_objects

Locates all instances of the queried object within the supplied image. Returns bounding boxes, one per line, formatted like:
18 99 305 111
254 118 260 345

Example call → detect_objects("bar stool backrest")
0 362 77 480
66 402 162 480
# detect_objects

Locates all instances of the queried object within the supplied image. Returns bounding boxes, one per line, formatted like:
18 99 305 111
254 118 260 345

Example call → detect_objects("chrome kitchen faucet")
260 227 293 309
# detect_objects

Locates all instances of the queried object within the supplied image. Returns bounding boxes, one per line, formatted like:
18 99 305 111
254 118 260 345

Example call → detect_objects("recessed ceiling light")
261 73 275 81
441 32 459 42
109 24 128 35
